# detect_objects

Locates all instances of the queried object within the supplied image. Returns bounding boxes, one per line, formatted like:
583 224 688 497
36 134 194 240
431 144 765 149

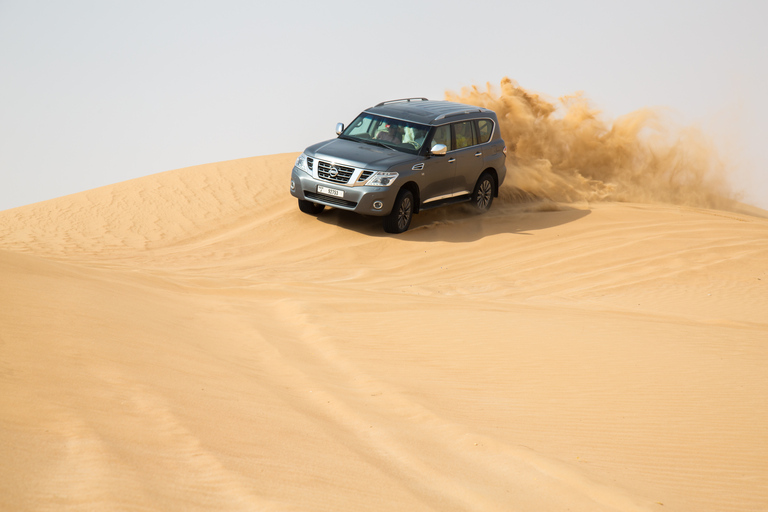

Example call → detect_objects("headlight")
367 171 399 187
294 153 311 175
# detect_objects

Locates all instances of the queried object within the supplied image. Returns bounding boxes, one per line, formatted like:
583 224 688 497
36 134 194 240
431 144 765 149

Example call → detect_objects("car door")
451 120 484 196
419 124 457 205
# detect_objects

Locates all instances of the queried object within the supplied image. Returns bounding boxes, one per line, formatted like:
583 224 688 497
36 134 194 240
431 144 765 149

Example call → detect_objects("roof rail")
374 97 429 107
434 108 484 121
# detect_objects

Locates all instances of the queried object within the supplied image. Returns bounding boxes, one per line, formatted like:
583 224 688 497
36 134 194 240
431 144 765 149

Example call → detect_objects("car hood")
305 138 416 171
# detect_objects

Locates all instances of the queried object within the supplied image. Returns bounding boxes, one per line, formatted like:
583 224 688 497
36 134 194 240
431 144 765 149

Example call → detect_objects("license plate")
317 185 344 198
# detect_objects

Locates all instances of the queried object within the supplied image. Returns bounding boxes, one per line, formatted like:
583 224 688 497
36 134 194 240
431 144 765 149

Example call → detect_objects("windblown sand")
1 153 766 511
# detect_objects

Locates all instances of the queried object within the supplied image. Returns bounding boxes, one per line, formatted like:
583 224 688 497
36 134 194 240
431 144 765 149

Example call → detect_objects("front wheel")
472 173 495 212
383 189 414 233
298 199 325 215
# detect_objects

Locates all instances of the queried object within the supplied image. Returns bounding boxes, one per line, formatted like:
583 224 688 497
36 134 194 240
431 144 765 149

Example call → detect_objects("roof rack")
374 97 429 107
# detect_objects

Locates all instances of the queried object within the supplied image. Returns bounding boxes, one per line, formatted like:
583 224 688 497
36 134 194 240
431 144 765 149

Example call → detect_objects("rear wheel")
383 189 414 233
298 199 325 215
472 173 495 212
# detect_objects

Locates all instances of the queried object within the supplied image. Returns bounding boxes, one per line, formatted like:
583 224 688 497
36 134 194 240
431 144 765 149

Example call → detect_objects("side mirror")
335 123 345 136
430 143 447 156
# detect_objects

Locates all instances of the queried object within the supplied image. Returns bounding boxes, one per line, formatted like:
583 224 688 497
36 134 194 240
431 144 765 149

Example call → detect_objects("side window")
453 121 476 150
431 125 452 152
477 119 493 144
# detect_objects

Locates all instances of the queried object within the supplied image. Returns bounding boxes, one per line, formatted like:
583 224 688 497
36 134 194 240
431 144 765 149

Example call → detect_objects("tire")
298 199 325 215
383 189 414 233
472 173 495 212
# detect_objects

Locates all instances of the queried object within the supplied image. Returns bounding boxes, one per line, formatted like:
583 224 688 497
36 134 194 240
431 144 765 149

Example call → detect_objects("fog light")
373 201 383 210
290 180 296 191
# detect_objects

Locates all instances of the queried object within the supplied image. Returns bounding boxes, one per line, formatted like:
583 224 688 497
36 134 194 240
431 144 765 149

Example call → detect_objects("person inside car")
375 123 403 144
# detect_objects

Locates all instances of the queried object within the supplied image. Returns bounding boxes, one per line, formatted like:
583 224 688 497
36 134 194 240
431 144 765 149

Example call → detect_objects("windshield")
341 113 430 154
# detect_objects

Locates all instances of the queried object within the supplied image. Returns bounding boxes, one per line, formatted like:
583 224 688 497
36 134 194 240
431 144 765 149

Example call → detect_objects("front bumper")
290 166 398 216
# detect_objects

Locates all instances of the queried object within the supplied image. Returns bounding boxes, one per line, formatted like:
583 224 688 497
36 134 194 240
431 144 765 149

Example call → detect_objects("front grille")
306 157 314 170
317 160 355 184
305 191 358 208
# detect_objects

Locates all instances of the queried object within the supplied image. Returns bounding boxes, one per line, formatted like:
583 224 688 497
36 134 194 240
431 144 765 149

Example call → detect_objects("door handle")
475 152 482 157
448 158 456 163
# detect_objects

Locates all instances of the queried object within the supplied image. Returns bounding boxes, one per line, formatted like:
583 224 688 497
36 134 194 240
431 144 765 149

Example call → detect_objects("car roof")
364 98 494 125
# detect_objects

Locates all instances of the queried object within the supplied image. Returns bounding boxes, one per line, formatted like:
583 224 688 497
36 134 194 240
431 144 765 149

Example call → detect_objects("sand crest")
1 153 767 511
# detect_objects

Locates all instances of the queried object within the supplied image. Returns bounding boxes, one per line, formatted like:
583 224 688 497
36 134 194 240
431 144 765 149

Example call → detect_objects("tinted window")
477 119 493 143
453 121 476 150
431 125 452 151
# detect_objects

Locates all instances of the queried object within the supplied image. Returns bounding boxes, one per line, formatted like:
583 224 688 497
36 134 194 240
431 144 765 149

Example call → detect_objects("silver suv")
290 98 507 233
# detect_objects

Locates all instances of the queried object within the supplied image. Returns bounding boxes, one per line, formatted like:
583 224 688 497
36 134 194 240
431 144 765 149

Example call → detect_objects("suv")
290 98 507 233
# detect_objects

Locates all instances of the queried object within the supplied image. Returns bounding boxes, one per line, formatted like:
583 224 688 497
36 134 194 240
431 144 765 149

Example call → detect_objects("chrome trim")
434 109 484 121
423 190 472 204
430 144 447 156
412 163 425 170
309 156 382 187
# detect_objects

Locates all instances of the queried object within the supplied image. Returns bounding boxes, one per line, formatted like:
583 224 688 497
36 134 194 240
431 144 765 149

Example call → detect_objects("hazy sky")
1 0 766 211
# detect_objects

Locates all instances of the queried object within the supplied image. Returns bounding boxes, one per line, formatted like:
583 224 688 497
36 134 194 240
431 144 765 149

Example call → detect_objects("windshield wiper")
364 139 395 150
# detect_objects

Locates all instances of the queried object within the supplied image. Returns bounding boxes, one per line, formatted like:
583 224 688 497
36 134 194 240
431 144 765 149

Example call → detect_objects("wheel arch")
481 168 500 197
398 181 421 213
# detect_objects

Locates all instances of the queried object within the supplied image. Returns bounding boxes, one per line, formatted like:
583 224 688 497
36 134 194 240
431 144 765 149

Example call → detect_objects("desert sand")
1 152 767 511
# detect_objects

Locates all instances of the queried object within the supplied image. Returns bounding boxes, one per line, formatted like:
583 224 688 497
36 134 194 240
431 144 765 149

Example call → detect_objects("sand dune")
1 153 767 511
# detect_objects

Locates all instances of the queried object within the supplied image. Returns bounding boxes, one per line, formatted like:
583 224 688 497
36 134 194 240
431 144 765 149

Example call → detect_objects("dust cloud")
447 78 734 208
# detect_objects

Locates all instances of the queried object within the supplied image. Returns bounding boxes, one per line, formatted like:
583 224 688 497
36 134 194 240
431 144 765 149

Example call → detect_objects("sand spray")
447 78 735 208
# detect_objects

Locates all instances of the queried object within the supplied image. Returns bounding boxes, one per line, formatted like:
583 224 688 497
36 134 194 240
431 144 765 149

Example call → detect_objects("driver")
376 123 403 143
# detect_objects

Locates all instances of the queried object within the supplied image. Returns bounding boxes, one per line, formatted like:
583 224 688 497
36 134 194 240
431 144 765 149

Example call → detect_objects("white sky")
1 0 767 211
